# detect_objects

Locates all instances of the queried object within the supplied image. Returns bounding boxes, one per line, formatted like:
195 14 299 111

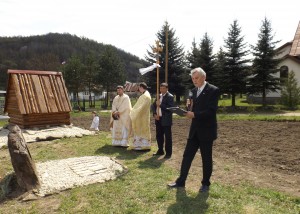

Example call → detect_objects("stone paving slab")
35 156 127 197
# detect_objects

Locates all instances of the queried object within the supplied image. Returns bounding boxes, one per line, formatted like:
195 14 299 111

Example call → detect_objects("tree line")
144 18 299 108
0 18 299 108
0 33 148 107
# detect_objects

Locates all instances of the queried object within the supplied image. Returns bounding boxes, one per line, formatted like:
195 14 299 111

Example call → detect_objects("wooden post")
152 40 163 117
7 125 40 191
165 25 168 83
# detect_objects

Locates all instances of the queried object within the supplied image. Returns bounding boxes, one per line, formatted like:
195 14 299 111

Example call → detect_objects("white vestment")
110 94 132 147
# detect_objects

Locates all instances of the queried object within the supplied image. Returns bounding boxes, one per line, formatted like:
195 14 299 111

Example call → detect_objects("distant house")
4 70 72 128
124 81 139 92
247 21 300 104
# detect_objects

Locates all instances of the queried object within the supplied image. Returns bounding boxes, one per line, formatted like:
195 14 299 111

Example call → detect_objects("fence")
70 97 113 112
0 99 4 114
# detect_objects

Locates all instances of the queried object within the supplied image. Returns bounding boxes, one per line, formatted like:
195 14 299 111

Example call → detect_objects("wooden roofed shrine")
4 70 72 128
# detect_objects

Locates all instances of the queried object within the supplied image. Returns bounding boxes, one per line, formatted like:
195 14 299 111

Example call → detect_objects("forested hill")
0 33 147 90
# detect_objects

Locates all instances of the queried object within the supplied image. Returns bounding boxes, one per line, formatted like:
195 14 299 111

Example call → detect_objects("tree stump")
7 124 40 191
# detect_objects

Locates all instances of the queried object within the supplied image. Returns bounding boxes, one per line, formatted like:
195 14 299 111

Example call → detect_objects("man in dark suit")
152 82 174 159
168 67 220 192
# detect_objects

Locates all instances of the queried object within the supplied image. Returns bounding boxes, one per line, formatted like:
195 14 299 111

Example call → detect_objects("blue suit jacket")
189 83 220 141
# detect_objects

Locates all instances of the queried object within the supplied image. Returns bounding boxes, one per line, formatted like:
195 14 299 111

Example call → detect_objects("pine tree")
248 17 281 107
281 71 300 110
185 38 200 89
197 33 215 83
186 38 199 69
223 20 251 107
186 33 216 85
145 21 186 103
214 48 227 94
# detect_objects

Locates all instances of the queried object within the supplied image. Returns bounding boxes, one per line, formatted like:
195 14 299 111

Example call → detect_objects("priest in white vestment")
130 82 151 150
110 86 132 147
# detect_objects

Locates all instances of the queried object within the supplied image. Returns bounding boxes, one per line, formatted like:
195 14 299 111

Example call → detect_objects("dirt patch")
72 116 300 197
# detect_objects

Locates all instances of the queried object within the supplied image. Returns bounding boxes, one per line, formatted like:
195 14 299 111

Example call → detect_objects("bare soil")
72 116 300 197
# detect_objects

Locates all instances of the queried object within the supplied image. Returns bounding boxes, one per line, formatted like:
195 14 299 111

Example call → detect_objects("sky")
0 0 299 59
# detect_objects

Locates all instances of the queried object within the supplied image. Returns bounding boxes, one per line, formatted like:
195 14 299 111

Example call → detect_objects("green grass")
0 120 7 127
0 132 299 213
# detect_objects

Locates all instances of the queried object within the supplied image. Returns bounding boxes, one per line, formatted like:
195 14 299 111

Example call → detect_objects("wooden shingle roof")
289 21 300 56
5 70 72 114
124 82 139 92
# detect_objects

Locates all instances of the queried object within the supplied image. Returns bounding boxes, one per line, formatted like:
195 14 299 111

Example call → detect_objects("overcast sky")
0 0 299 59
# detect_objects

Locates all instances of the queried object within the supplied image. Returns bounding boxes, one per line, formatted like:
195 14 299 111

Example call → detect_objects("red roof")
289 21 300 56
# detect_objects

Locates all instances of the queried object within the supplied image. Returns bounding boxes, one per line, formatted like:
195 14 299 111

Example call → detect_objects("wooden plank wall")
5 70 72 128
8 113 71 129
7 71 72 114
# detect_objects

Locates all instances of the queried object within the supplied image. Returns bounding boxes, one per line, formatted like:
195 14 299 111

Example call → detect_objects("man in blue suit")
152 82 174 159
168 67 220 192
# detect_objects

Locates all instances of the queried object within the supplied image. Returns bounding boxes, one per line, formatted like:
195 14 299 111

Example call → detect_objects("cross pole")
152 40 163 117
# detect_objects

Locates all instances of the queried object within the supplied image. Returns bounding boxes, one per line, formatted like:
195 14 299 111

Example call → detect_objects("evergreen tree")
145 21 186 103
185 38 200 89
186 38 199 69
214 48 227 94
197 33 215 83
183 38 200 89
186 33 216 87
98 45 125 108
223 20 251 107
281 71 300 110
248 17 281 107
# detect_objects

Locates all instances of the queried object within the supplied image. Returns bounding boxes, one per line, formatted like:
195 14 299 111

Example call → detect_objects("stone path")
0 125 95 148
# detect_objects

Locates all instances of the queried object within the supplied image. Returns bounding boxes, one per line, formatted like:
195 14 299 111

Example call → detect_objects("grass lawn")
0 131 299 213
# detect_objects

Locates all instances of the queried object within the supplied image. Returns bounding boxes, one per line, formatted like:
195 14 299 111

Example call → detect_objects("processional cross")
152 41 163 118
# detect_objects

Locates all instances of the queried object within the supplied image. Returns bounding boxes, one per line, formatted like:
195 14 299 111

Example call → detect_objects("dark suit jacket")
152 91 174 126
189 83 220 141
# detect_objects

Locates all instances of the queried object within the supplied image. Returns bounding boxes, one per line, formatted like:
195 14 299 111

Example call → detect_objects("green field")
0 127 299 213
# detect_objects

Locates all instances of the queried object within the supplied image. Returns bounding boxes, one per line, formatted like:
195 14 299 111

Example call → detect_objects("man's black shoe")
199 185 209 192
164 155 171 159
153 152 164 156
167 182 185 188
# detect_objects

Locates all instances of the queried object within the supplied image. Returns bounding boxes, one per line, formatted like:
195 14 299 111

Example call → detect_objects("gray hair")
190 67 206 77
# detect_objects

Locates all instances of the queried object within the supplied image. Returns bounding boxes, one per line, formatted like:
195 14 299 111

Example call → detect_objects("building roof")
124 81 139 92
289 21 300 56
5 70 72 114
276 41 293 52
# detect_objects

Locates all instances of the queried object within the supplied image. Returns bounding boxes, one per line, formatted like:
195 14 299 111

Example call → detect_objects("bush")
280 71 300 110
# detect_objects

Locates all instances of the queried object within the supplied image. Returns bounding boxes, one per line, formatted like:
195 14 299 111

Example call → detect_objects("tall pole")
152 40 163 117
165 25 168 83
